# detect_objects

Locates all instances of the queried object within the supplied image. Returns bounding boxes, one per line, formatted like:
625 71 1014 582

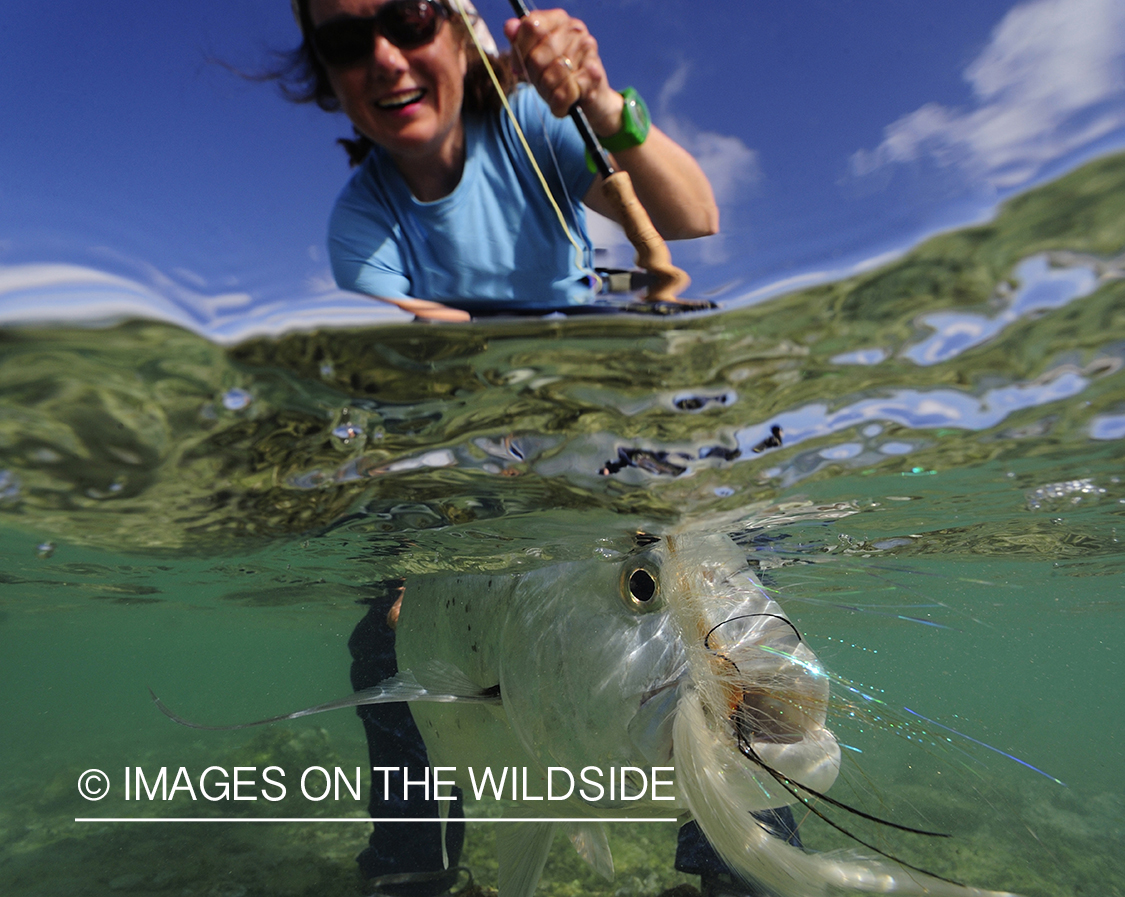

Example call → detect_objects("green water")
1 155 1124 897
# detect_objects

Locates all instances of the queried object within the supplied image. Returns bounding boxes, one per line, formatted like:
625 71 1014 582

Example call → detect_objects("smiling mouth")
377 89 426 111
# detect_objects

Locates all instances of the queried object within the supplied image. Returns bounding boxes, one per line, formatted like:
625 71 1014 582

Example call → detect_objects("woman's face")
309 0 468 170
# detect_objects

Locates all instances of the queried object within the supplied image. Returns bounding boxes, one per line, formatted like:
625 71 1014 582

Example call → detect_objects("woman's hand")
379 297 471 322
502 10 624 139
504 8 719 240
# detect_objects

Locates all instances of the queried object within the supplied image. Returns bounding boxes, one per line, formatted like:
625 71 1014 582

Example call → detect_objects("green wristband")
586 87 651 173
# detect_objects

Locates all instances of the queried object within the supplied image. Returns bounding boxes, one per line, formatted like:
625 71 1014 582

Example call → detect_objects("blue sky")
2 0 1124 335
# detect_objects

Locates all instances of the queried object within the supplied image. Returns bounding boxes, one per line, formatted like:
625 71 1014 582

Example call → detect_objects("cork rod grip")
600 171 692 302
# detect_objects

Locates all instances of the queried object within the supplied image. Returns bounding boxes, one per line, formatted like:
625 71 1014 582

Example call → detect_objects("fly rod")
505 0 616 179
504 0 696 304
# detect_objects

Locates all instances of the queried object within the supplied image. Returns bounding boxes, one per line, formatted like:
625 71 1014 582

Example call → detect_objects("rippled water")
1 154 1124 897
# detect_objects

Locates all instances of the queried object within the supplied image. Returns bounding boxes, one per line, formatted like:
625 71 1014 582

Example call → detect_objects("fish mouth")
734 686 816 745
639 678 680 705
628 678 683 765
377 88 426 111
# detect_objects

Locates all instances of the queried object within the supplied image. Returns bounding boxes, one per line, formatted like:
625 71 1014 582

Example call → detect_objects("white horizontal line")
76 817 678 824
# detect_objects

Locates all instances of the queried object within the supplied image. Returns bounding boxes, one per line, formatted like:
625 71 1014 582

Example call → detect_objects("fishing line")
524 98 598 269
737 735 948 838
903 707 1066 785
704 612 958 852
797 642 1064 785
704 613 804 652
500 4 602 289
447 0 602 292
499 0 595 263
735 735 964 889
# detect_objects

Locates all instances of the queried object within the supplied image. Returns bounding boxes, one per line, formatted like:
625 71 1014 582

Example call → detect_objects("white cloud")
657 62 762 199
654 62 762 263
851 0 1125 189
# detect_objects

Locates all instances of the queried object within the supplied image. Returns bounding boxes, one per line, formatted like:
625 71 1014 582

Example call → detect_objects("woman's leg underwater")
349 580 465 896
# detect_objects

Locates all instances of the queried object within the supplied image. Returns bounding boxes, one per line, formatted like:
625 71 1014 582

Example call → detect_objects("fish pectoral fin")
565 822 614 881
149 667 500 731
413 660 502 704
497 821 556 897
147 676 427 731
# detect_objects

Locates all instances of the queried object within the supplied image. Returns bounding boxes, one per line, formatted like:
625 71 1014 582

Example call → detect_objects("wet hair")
277 0 519 166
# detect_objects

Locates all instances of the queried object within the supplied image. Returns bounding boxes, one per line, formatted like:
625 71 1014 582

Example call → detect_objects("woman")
285 0 718 320
279 4 765 895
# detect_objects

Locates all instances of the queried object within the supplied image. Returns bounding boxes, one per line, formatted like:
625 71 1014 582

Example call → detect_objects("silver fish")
154 532 1022 897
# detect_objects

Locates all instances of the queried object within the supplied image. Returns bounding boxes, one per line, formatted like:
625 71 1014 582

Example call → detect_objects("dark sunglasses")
312 0 449 67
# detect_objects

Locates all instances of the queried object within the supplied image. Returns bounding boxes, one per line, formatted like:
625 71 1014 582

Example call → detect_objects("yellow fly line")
447 0 600 291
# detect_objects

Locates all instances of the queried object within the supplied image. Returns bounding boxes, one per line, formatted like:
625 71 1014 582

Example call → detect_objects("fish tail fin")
565 821 614 881
497 822 556 897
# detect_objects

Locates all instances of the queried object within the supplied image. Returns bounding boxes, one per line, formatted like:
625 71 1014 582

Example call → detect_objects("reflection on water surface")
0 154 1123 897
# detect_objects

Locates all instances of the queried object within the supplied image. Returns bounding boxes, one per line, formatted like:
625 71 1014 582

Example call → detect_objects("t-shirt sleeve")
327 181 413 301
511 86 598 203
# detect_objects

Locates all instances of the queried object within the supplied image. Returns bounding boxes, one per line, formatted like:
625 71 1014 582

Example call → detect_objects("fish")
153 532 1024 897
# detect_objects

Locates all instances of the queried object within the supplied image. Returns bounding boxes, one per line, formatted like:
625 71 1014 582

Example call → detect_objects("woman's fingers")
385 297 471 322
504 10 615 125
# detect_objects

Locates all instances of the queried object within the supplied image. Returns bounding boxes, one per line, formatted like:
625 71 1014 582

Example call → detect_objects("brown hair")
278 0 519 166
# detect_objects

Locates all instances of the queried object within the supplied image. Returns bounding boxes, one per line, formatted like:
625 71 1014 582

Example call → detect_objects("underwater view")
2 149 1123 896
5 0 1125 892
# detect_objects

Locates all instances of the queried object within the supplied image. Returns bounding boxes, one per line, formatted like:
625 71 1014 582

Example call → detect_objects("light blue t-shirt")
329 86 599 314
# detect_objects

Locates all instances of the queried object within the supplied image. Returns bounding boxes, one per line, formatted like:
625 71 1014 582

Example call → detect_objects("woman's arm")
381 297 472 322
504 9 719 240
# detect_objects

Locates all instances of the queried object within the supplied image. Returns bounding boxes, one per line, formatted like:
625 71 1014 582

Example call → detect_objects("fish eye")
621 564 659 610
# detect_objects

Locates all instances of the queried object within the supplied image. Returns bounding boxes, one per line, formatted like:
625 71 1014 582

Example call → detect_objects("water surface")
1 154 1123 897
